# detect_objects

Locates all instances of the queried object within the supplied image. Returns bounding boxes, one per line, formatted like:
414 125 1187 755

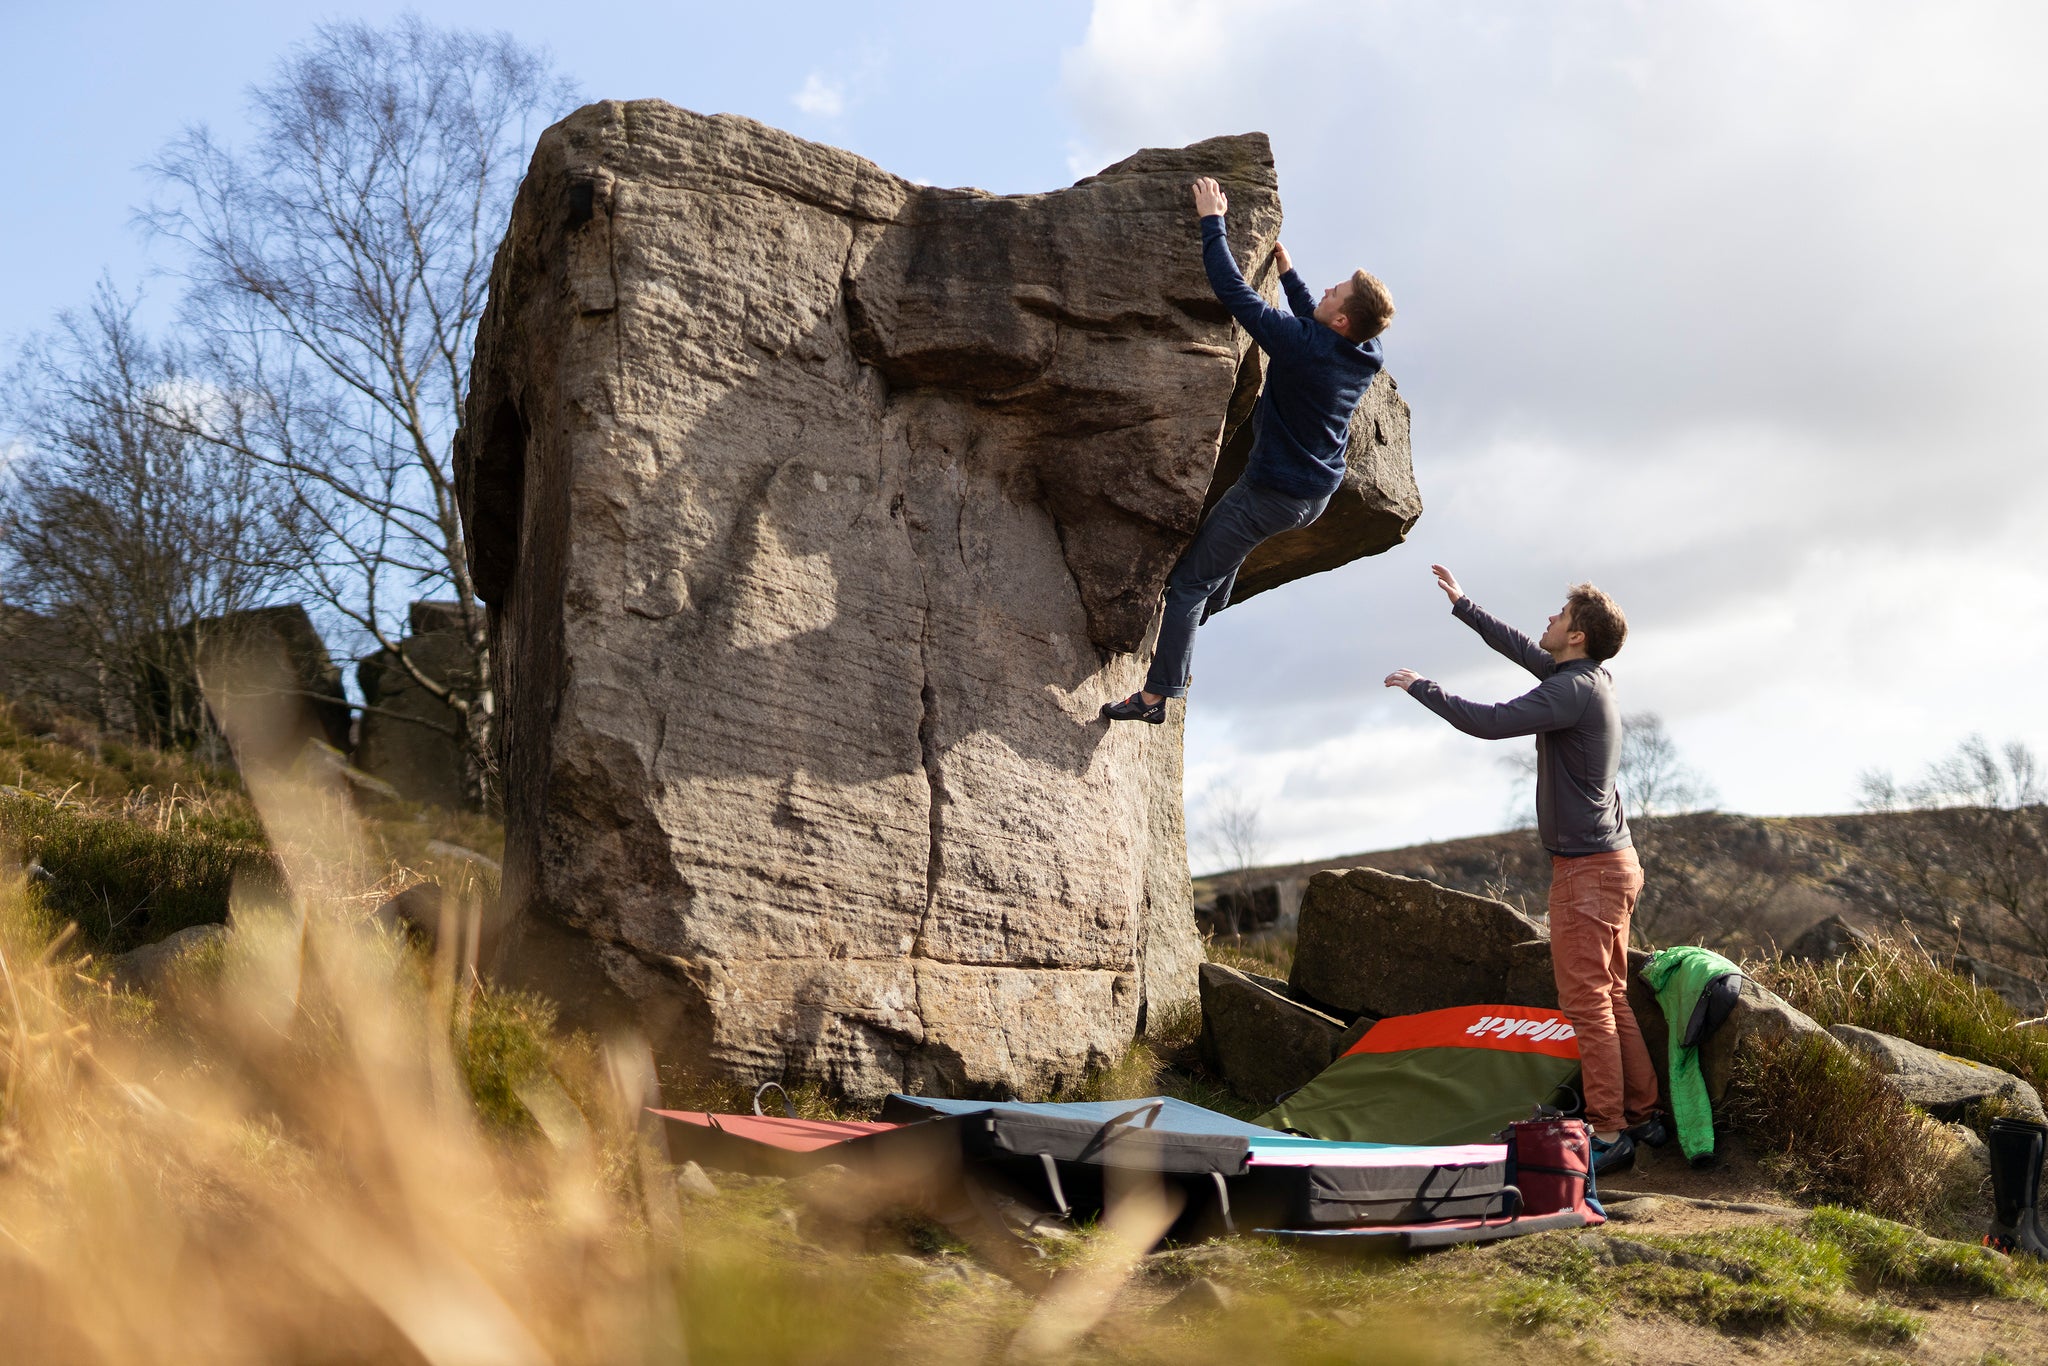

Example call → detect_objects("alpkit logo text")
1465 1015 1576 1042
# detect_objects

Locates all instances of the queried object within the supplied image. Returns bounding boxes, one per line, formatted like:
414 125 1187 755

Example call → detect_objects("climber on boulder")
1101 175 1394 725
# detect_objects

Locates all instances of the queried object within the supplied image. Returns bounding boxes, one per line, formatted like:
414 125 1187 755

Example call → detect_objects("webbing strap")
1037 1152 1071 1217
1209 1170 1235 1233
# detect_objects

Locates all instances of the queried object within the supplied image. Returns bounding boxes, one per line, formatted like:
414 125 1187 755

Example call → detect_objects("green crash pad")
1260 1003 1584 1145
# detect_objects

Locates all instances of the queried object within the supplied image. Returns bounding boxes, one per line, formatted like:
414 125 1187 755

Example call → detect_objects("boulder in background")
1197 962 1346 1106
1289 868 1545 1018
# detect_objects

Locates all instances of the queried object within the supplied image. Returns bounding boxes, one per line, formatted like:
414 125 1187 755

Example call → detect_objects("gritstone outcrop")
455 101 1419 1100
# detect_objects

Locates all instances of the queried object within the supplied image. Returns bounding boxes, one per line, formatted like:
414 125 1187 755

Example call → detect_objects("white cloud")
791 72 846 118
1062 0 2048 856
788 45 891 124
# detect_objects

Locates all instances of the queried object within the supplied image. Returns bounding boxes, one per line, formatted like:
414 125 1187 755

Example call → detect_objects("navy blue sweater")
1201 214 1384 500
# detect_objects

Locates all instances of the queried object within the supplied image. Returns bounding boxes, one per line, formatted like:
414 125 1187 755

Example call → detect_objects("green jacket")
1639 946 1744 1163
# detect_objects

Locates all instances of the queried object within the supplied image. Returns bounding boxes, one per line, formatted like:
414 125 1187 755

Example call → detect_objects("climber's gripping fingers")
1192 177 1228 218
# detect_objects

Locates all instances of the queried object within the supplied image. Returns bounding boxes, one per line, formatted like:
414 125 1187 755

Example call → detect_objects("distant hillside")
1196 809 2048 1005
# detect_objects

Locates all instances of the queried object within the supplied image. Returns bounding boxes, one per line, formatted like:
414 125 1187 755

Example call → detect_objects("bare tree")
0 283 297 748
1619 711 1720 820
1859 736 2048 962
1191 785 1270 938
142 16 575 805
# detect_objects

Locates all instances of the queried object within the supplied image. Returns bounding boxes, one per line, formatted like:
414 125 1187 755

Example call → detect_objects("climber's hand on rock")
1192 177 1228 218
1274 241 1294 274
1385 669 1423 690
1431 564 1464 605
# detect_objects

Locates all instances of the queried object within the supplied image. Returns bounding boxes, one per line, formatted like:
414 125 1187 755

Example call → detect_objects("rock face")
0 606 99 718
1289 868 1545 1018
455 103 1418 1100
1197 962 1346 1105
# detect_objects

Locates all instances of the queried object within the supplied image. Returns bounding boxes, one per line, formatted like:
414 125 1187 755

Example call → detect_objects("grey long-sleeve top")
1405 597 1633 857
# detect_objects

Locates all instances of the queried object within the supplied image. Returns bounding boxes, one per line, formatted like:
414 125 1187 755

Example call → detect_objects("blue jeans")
1144 479 1328 698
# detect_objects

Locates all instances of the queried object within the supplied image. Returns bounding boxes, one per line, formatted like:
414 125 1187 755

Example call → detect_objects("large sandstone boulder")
1197 962 1346 1105
187 605 353 769
454 103 1418 1100
1829 1025 2048 1125
1288 868 1544 1017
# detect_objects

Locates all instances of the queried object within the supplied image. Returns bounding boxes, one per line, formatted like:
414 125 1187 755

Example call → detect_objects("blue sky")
7 1 2047 864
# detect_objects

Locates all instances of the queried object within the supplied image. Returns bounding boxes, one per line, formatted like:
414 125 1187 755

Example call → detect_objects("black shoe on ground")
1591 1132 1636 1177
1100 692 1166 725
1626 1114 1673 1150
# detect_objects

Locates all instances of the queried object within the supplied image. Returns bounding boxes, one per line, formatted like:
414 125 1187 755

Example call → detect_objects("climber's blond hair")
1341 270 1395 342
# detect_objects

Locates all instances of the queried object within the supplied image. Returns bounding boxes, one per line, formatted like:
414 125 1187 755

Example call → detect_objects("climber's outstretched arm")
1275 242 1317 319
1193 177 1306 359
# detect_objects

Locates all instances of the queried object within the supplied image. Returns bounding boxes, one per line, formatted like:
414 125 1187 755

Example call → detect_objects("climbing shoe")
1590 1132 1636 1177
1625 1113 1673 1150
1987 1117 2048 1256
1100 692 1166 725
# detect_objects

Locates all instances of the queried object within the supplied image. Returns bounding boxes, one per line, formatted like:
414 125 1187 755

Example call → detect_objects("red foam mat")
650 1111 897 1152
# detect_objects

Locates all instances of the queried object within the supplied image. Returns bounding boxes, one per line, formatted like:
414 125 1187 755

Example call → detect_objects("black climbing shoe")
1590 1132 1636 1177
1100 692 1166 725
1625 1114 1673 1150
1987 1117 2048 1256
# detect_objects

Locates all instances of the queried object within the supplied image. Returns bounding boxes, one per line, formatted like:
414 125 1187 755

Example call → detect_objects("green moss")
457 987 559 1130
1609 1227 1917 1340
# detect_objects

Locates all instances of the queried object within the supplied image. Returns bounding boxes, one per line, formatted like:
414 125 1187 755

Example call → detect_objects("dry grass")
1721 1033 1957 1224
0 687 1475 1365
1758 935 2048 1095
1204 930 1296 981
0 697 502 955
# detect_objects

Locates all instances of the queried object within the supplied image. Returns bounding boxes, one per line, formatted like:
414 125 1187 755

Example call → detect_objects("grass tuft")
2 789 276 952
1723 1032 1952 1223
1204 931 1295 980
1807 1205 2036 1298
458 986 562 1130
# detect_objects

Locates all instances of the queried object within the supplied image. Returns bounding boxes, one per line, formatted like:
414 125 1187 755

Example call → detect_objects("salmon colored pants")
1549 848 1660 1133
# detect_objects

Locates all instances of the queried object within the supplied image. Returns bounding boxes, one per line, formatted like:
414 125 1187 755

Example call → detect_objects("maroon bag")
1505 1116 1603 1221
